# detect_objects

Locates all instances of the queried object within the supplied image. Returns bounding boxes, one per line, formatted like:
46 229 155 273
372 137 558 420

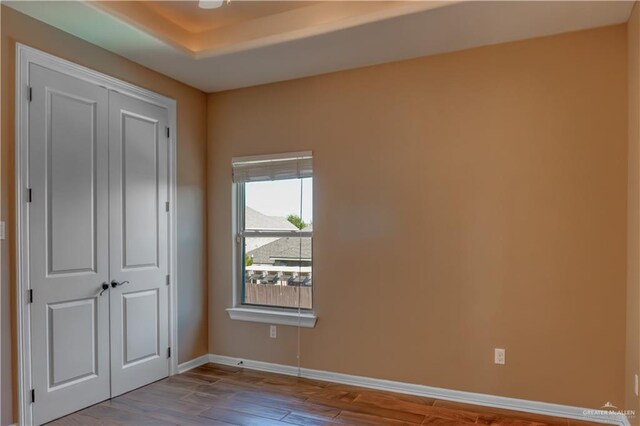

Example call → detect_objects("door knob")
111 280 129 288
99 282 109 296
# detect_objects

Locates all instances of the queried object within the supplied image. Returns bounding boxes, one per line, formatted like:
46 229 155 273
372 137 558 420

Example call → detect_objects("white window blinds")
232 151 313 183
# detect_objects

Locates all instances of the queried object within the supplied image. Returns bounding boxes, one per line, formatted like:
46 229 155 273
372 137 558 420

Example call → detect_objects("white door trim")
15 43 179 426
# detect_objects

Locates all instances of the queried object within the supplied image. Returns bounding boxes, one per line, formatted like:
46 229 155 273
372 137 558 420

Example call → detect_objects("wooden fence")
245 283 312 309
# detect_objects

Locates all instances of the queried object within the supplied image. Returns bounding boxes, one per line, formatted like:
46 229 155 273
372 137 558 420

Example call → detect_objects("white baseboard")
177 354 211 374
185 354 628 426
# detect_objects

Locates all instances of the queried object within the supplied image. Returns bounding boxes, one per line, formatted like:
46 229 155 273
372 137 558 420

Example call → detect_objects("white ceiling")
4 1 634 93
140 1 320 33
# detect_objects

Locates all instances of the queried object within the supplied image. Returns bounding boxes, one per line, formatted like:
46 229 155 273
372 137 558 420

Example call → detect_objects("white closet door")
108 91 170 396
29 64 110 425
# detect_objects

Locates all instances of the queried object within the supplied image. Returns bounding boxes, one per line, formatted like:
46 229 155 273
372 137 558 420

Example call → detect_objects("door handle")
111 280 129 289
99 282 109 296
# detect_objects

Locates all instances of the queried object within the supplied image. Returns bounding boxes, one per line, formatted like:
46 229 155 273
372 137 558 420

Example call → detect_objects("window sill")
226 307 317 328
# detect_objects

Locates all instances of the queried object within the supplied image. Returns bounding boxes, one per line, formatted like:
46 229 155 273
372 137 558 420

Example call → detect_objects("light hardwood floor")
49 363 601 426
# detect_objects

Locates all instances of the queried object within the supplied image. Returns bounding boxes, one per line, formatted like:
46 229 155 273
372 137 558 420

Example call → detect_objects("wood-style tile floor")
49 363 601 426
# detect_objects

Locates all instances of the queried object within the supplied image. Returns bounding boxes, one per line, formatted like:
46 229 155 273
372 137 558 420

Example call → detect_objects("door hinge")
31 389 35 403
167 347 171 358
166 127 170 138
26 188 32 203
28 289 33 304
165 201 169 212
27 86 32 102
166 275 170 286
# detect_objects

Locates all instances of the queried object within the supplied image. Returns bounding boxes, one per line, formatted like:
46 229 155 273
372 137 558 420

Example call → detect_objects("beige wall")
0 6 209 424
208 24 628 409
628 3 640 424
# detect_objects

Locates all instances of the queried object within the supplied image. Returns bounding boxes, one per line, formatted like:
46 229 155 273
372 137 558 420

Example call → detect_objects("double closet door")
28 64 171 425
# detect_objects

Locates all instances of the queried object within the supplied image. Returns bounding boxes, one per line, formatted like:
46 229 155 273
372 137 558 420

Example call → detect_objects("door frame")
15 43 179 426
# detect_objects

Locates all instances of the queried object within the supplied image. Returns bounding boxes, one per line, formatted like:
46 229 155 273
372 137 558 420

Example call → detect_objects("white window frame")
226 155 317 328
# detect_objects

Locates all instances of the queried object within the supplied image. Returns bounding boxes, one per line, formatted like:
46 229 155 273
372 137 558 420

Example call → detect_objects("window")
229 152 316 327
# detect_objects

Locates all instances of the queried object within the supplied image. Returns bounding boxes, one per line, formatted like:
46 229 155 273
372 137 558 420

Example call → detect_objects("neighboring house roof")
245 207 298 230
247 237 312 264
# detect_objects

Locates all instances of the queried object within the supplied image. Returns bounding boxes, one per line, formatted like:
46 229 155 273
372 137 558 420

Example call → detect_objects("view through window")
240 177 313 309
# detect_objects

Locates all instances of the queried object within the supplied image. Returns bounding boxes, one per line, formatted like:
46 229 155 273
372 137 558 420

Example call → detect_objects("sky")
245 178 313 223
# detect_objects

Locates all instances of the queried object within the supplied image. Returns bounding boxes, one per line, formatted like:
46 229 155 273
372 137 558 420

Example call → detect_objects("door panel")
122 290 159 366
121 112 159 269
48 91 97 275
29 64 110 425
109 91 170 397
47 298 98 388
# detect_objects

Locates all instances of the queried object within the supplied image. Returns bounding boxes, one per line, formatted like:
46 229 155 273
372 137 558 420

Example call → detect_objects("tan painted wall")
208 24 628 409
628 3 640 424
0 6 209 424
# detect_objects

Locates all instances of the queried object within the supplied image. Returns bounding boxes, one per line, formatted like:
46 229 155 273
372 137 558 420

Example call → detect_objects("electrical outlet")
270 325 277 339
0 221 5 240
635 374 638 397
494 348 505 365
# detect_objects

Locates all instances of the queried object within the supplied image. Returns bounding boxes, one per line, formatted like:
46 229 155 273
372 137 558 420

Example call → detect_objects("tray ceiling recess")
5 1 634 92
